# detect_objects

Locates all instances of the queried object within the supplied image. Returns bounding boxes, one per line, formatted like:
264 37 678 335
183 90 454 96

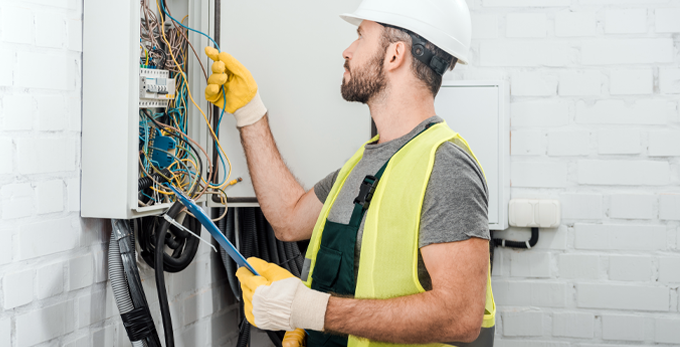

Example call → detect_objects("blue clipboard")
167 185 260 276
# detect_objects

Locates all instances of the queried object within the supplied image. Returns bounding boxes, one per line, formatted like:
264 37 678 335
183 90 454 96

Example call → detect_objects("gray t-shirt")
314 116 489 290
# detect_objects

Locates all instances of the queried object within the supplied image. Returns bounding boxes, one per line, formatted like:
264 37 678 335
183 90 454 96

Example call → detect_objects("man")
204 0 495 346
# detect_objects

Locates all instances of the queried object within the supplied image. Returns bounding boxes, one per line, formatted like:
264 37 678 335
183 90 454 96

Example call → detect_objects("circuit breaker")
139 68 176 108
82 0 214 219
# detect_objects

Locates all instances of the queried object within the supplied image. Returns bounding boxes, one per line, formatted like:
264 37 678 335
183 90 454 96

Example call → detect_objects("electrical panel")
435 81 510 230
82 0 214 219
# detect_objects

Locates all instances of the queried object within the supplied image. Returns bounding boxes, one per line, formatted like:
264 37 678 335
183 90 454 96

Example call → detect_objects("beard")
340 50 387 104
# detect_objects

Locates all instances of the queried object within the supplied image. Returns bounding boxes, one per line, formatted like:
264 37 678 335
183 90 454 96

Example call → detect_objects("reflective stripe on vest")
303 122 496 347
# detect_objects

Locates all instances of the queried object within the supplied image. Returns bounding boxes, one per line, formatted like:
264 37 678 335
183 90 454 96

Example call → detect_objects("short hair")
380 26 457 97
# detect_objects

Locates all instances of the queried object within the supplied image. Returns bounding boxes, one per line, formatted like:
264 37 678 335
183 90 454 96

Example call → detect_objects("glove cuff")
290 282 330 332
234 91 267 127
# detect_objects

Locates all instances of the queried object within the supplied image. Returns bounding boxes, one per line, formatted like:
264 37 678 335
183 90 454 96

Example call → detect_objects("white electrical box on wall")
81 0 213 219
509 199 561 228
435 80 510 230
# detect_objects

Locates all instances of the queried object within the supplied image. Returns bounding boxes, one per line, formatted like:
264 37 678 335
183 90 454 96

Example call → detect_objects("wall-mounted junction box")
81 0 214 219
435 81 510 230
509 199 561 228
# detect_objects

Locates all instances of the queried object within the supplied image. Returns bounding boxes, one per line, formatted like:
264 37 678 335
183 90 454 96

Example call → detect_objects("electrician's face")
341 21 387 104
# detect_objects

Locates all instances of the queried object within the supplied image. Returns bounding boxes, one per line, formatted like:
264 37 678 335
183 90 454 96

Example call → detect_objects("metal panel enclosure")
435 81 510 230
82 0 213 219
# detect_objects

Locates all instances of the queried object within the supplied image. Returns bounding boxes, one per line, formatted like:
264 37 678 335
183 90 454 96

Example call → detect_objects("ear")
384 41 408 72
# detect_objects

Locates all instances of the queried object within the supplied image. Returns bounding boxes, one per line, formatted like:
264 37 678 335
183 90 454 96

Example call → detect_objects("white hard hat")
340 0 472 65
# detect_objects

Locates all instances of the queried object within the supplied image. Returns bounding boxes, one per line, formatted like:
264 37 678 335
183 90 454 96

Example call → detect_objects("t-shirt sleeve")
419 142 490 248
313 169 341 204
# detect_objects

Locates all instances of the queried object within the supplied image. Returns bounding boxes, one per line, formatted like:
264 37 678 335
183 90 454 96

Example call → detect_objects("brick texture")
482 1 680 346
0 2 238 346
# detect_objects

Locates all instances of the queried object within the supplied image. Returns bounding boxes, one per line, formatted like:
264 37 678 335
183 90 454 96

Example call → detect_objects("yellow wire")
156 0 233 189
141 45 149 65
150 186 175 196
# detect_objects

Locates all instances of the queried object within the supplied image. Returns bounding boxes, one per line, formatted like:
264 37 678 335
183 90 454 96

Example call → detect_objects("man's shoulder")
429 140 488 196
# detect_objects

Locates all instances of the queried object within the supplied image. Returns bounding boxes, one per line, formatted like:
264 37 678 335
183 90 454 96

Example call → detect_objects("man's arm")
239 115 323 241
324 237 489 344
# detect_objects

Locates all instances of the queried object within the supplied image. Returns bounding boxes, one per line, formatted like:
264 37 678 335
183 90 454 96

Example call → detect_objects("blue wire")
160 0 220 51
157 2 228 187
210 88 228 187
142 191 158 202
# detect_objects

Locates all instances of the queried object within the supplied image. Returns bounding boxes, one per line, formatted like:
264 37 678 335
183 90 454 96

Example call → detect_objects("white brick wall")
559 193 603 220
601 315 646 341
548 130 590 156
506 13 547 38
655 8 680 33
477 2 680 345
648 130 680 156
659 68 680 94
559 70 601 95
608 194 655 219
558 254 600 279
555 12 597 37
0 2 237 346
610 69 654 95
552 312 595 338
609 255 653 281
598 129 641 154
605 9 648 34
502 311 544 336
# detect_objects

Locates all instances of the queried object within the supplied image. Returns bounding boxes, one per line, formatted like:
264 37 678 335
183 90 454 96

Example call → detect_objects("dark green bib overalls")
307 126 432 347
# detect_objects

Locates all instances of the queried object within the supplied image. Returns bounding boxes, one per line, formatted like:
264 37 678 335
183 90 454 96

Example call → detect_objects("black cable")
489 230 494 274
236 315 251 347
154 202 184 347
112 220 162 347
284 242 301 277
276 232 291 272
265 222 281 267
256 210 271 262
138 169 172 201
217 208 241 301
493 227 539 249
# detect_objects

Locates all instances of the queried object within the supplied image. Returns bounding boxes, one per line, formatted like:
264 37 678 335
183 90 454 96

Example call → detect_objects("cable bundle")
217 207 306 347
138 0 234 213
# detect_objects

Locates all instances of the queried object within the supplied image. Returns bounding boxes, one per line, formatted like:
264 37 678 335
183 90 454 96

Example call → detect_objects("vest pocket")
312 245 343 289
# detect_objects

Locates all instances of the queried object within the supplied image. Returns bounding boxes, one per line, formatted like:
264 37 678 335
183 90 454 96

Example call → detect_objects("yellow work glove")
205 47 267 127
282 329 306 347
236 257 330 332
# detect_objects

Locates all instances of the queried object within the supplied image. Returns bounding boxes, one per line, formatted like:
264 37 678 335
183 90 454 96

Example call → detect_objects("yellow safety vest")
303 122 496 347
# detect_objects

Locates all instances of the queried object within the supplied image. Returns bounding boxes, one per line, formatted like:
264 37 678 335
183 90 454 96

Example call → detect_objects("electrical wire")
159 0 220 51
156 0 233 190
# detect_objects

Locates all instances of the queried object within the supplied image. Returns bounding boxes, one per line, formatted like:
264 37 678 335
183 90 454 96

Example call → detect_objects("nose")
342 40 356 61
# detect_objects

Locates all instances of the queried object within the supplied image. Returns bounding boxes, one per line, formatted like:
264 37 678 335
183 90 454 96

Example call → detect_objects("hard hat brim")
340 13 364 27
